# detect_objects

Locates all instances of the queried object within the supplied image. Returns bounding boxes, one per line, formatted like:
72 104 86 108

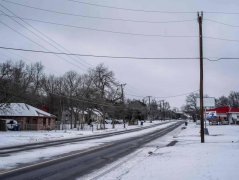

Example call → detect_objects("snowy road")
0 121 183 180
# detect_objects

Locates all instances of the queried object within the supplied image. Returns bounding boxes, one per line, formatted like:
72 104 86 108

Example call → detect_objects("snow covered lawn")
0 120 166 148
84 122 239 180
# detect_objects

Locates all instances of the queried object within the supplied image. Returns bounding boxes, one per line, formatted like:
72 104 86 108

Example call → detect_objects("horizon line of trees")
0 60 177 129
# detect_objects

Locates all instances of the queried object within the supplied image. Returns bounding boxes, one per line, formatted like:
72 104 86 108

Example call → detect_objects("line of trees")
0 60 176 129
182 91 239 121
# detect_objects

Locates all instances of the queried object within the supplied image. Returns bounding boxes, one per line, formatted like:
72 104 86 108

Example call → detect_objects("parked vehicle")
5 119 20 131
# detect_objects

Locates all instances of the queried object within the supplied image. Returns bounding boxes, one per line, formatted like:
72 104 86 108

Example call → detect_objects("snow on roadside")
83 122 239 180
0 121 178 171
0 120 167 148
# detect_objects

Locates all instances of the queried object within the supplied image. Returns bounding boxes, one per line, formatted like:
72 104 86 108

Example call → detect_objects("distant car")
5 119 20 131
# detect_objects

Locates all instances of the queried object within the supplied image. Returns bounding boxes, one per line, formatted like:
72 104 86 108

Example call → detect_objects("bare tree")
228 91 239 107
216 96 229 107
89 64 120 129
182 92 200 121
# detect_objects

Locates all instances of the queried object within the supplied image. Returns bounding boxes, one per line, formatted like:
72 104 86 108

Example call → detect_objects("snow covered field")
0 121 177 171
83 122 239 180
0 120 165 148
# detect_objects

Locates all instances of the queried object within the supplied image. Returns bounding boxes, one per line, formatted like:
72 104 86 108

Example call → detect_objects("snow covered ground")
0 121 177 171
0 120 166 148
82 122 239 180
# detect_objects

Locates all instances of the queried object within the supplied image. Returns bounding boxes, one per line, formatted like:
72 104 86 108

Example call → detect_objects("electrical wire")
0 20 86 71
1 46 239 62
66 0 239 15
205 18 239 28
0 3 155 94
0 4 92 70
125 90 199 99
206 58 239 62
66 0 196 14
0 46 201 60
3 14 239 44
0 13 197 38
204 36 239 43
7 0 239 15
2 1 197 24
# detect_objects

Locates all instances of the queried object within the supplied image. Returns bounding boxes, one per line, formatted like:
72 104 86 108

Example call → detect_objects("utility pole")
162 100 165 121
159 100 165 121
198 11 205 143
120 83 126 128
146 96 152 122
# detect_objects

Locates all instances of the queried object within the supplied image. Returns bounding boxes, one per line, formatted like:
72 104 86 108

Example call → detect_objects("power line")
1 46 239 62
206 58 239 62
126 90 199 99
205 18 239 28
3 13 239 43
0 14 197 38
0 49 60 74
0 46 201 60
205 11 239 15
204 36 239 43
0 4 160 94
6 0 239 15
0 20 85 72
66 0 196 14
0 3 92 70
2 1 197 24
66 0 239 15
153 90 199 99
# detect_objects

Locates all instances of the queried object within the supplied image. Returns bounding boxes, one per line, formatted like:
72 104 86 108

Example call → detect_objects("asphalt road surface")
0 121 183 180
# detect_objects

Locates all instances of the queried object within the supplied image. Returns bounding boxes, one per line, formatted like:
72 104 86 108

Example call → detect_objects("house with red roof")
206 106 239 124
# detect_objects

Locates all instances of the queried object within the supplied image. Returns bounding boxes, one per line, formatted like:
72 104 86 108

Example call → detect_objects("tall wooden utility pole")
198 11 205 143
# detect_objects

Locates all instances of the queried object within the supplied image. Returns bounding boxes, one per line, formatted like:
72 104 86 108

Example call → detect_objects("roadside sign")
196 97 215 108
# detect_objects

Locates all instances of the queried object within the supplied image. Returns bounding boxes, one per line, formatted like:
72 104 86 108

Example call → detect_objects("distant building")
61 108 103 124
0 103 56 130
206 106 239 124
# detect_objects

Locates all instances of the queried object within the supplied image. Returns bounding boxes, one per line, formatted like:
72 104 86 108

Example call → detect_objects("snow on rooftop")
0 103 55 117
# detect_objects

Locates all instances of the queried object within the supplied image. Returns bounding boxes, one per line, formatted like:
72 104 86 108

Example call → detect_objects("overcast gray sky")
0 0 239 108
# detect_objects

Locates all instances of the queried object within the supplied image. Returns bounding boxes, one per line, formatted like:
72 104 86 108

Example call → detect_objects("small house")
0 103 56 130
